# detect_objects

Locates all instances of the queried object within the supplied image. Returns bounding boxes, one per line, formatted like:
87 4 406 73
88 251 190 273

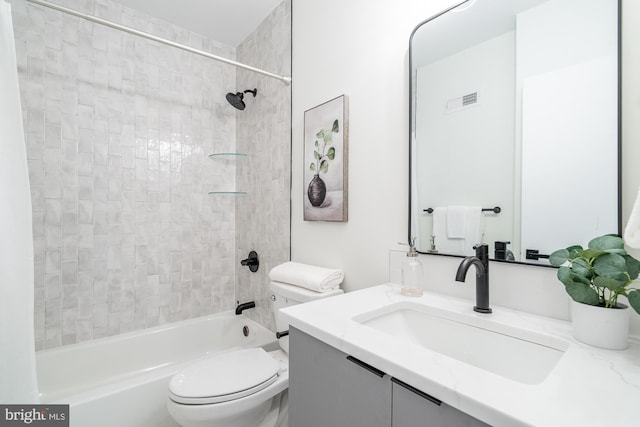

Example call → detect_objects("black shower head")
226 92 245 110
225 88 257 110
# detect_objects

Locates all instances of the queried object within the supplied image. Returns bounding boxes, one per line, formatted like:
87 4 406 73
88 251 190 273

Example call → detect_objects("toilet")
167 281 343 427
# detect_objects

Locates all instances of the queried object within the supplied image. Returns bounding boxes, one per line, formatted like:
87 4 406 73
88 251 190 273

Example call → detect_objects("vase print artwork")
307 119 338 207
303 95 348 222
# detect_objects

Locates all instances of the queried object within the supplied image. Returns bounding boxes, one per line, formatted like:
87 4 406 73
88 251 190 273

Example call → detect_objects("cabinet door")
289 327 392 427
392 379 490 427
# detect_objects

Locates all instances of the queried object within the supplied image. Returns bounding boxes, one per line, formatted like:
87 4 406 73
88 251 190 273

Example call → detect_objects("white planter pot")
571 300 630 350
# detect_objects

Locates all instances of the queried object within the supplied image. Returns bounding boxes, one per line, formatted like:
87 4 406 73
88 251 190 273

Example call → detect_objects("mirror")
409 0 620 265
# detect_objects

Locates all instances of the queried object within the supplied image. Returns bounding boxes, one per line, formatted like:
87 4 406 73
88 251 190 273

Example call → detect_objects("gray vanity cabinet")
289 327 392 427
392 378 490 427
290 327 491 427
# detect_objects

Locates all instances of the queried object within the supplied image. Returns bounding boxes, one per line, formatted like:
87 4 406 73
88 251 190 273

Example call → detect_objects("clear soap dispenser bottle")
401 238 424 297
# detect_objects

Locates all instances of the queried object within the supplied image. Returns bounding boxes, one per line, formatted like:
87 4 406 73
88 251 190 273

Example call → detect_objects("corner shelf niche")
208 152 247 195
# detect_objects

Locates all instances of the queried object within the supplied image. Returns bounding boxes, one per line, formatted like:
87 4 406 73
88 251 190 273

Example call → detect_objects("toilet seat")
169 348 280 405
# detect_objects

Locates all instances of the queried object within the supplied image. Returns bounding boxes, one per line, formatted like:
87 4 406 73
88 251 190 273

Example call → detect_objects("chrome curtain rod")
25 0 292 85
423 207 502 214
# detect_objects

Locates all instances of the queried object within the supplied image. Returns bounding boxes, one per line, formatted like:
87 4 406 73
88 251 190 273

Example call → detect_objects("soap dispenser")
401 238 424 297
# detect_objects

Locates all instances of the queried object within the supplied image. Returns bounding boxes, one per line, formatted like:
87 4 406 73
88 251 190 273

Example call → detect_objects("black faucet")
455 244 492 313
235 301 256 315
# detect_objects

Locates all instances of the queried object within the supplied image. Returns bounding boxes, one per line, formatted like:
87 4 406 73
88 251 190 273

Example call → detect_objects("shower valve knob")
240 251 259 272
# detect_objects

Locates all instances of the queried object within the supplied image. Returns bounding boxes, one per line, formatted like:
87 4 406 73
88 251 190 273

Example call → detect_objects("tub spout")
235 301 256 315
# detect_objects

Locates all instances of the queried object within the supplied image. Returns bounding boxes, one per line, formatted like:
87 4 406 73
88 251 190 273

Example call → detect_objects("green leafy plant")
309 119 339 175
549 234 640 314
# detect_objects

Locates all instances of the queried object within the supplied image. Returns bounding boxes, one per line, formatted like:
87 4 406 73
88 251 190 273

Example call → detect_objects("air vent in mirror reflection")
445 91 478 114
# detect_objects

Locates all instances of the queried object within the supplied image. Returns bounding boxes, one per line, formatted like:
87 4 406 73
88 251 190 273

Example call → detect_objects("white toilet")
167 281 343 427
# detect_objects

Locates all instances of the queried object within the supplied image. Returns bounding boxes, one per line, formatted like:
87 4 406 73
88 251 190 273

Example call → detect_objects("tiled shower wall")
10 0 244 350
235 0 292 331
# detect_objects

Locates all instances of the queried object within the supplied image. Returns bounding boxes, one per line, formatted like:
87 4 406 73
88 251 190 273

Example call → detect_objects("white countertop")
280 284 640 427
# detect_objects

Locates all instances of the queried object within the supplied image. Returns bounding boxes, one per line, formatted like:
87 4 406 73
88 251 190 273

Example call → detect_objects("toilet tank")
270 282 343 354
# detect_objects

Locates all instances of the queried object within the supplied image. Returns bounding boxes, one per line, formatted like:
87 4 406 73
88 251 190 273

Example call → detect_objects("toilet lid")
169 348 280 404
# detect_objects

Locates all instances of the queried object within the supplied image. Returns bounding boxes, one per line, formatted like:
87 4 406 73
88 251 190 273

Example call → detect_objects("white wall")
292 0 456 290
621 0 640 343
292 0 640 335
622 0 640 245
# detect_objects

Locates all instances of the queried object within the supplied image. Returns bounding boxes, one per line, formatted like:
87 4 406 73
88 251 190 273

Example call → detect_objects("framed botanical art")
303 95 349 222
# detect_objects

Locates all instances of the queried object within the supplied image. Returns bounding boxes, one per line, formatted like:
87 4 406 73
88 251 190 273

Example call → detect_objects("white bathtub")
36 312 278 427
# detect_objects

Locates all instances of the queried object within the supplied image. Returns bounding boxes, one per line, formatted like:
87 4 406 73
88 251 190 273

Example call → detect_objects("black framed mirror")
408 0 621 266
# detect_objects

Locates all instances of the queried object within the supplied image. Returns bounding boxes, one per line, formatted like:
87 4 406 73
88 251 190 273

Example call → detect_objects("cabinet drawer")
289 327 392 427
392 379 490 427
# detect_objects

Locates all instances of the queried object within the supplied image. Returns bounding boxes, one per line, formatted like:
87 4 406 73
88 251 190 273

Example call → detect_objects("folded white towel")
446 206 467 238
624 185 640 249
269 262 344 292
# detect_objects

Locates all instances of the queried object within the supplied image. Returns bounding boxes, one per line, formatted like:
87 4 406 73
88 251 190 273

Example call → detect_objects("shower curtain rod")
25 0 292 85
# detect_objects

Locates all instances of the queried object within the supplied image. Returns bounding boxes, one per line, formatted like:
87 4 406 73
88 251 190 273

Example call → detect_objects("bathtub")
36 312 278 427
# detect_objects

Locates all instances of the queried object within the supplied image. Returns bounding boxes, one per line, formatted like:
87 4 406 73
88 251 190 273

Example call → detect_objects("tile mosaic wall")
10 0 243 349
235 0 292 331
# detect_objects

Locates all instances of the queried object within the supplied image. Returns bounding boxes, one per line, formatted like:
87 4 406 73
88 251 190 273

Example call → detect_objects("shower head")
225 88 257 110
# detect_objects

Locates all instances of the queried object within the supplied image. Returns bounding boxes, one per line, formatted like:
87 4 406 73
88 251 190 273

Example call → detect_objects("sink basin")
353 301 568 384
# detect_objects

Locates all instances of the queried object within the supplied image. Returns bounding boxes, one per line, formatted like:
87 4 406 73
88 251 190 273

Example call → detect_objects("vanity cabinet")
289 327 489 427
289 327 392 427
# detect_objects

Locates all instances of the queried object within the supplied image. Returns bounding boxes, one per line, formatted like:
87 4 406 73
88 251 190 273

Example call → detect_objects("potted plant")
307 119 339 207
549 234 640 349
